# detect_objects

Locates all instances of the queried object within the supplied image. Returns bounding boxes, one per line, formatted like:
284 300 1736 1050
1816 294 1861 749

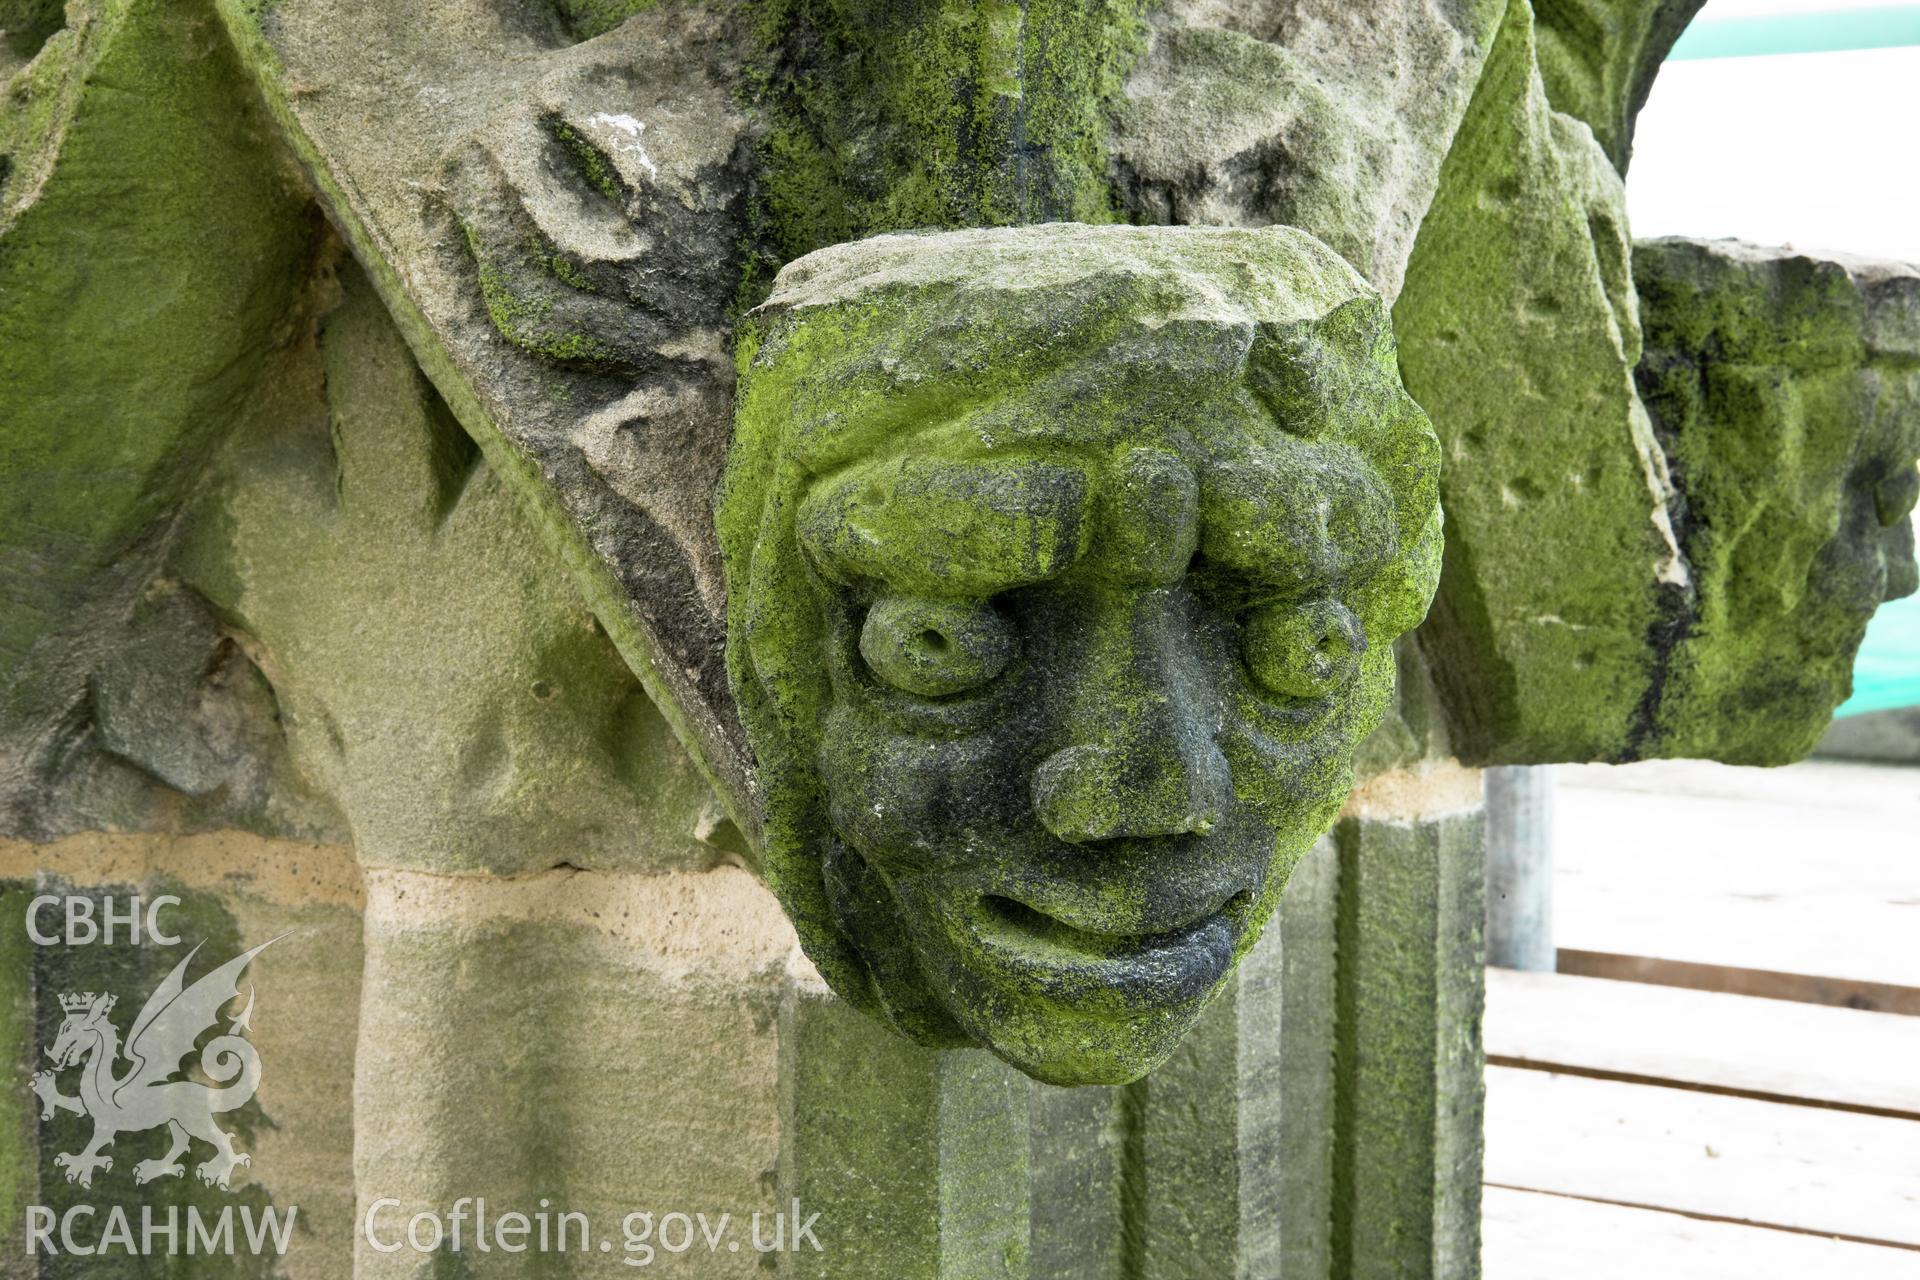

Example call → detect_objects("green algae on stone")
778 982 1030 1279
549 0 659 41
1633 238 1920 762
356 880 789 1278
748 0 1151 264
1328 806 1485 1280
0 0 315 835
722 223 1441 1084
0 0 64 64
1532 0 1708 173
1395 0 1684 765
1397 4 1919 767
0 884 33 1251
17 882 292 1280
0 0 308 671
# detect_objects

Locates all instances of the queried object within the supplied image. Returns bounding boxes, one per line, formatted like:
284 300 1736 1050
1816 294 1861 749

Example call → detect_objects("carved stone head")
1634 238 1920 761
722 224 1442 1084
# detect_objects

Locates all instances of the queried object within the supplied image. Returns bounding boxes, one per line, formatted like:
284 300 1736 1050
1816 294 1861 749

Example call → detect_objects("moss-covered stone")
1633 238 1920 762
0 0 64 65
10 880 300 1279
1396 5 1920 767
723 223 1441 1084
547 0 659 41
0 0 313 832
1329 805 1485 1280
778 976 1031 1279
1532 0 1708 173
1395 0 1684 764
749 0 1150 265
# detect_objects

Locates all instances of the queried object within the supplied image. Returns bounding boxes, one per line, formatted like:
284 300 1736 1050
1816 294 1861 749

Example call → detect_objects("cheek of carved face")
799 440 1409 1084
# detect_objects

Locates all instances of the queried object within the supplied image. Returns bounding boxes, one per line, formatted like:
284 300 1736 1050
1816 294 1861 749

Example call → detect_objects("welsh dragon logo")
30 939 279 1190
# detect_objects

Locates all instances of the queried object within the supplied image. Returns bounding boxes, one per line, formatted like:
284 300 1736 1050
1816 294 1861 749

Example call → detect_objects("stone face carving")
722 223 1442 1083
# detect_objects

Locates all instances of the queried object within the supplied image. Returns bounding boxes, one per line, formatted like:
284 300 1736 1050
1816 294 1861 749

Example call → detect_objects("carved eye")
1242 598 1367 698
859 596 1016 698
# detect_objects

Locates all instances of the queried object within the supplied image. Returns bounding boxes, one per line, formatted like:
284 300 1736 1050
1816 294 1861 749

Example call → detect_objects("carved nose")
1031 730 1231 845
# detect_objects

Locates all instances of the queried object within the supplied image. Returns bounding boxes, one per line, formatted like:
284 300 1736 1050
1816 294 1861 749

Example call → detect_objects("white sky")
1690 0 1917 14
1627 7 1920 263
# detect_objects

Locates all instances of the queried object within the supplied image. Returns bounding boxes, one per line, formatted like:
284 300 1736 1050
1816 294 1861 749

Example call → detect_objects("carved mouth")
977 891 1252 955
958 889 1255 1008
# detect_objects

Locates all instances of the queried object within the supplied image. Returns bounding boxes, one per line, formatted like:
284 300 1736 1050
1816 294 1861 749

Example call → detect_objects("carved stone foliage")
722 224 1441 1083
214 0 762 818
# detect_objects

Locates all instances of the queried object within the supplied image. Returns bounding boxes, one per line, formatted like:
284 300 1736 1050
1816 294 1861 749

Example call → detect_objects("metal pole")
1483 765 1555 971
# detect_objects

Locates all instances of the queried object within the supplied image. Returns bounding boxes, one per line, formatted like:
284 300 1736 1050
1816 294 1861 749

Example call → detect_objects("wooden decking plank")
1556 948 1920 1016
1556 758 1920 814
1486 967 1920 1117
1484 1065 1920 1247
1483 1186 1920 1279
1551 760 1920 997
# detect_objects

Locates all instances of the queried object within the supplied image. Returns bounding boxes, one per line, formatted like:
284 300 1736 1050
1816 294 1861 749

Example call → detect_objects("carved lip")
955 889 1255 1009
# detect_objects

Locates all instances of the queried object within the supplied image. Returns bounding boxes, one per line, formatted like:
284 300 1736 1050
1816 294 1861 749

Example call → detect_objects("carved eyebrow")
798 455 1092 596
1196 444 1397 593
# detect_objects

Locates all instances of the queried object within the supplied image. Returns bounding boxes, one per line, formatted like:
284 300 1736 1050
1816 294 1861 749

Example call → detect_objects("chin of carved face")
802 438 1390 1084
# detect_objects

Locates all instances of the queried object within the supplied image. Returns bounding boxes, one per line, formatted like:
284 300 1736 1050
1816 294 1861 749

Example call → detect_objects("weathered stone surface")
726 223 1442 1083
168 252 732 874
0 0 62 70
1396 8 1920 768
0 0 1745 1266
1532 0 1708 172
1109 0 1505 301
1 832 364 1280
1273 834 1341 1278
1127 896 1287 1277
1026 919 1298 1279
1329 787 1485 1280
1026 839 1336 1279
0 0 314 836
1396 0 1687 765
1633 239 1920 762
755 0 1151 261
213 0 762 823
1352 635 1460 779
1022 773 1484 1279
198 0 1507 841
357 863 794 1278
779 975 1033 1279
